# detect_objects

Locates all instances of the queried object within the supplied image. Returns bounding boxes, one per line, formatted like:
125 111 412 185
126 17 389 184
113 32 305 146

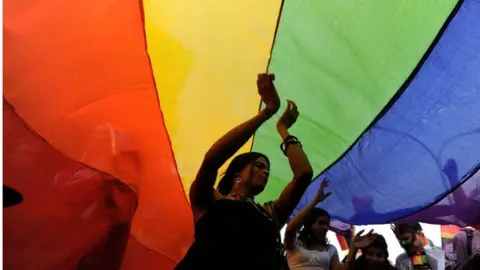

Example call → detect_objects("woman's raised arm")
189 74 280 211
284 179 331 250
274 100 314 225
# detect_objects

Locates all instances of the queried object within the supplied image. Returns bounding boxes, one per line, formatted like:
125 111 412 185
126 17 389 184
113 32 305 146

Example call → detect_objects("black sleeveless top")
175 199 288 270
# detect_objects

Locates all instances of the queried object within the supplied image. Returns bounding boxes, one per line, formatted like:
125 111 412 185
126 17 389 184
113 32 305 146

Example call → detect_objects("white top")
395 245 445 270
286 239 338 270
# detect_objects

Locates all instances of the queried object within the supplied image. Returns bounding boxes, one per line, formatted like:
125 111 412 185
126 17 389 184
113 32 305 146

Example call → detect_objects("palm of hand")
257 74 280 114
277 100 298 129
315 193 327 202
315 179 331 202
352 229 376 249
353 236 374 248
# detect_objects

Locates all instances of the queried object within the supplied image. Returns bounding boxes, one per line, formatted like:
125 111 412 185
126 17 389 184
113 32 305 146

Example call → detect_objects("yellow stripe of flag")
144 0 282 198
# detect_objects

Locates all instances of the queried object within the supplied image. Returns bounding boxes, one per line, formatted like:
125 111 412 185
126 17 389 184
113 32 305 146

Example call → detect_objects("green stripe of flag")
254 0 458 202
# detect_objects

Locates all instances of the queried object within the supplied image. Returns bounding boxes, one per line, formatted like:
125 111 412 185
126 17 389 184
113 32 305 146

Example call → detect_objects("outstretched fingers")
286 100 293 112
355 229 366 237
321 179 330 187
390 224 400 236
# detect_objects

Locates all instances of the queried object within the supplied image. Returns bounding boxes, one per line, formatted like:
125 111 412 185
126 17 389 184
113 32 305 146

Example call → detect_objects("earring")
232 177 241 194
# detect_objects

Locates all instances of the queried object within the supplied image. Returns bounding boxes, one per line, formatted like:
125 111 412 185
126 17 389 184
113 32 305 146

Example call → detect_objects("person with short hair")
392 223 455 270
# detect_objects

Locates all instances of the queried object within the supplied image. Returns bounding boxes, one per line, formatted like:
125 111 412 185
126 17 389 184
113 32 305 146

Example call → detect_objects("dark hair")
352 235 394 270
217 152 269 196
395 222 423 234
298 208 330 247
362 234 389 257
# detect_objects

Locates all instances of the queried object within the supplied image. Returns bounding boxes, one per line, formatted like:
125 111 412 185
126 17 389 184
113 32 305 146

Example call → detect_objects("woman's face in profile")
240 156 269 195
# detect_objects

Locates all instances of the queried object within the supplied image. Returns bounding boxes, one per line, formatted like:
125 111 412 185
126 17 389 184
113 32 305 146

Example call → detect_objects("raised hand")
314 179 332 203
352 229 376 249
390 224 400 238
257 73 280 116
277 100 299 131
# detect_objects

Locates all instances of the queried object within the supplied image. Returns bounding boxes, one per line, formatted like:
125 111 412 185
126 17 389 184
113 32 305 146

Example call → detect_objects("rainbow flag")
4 0 480 269
442 225 462 240
336 233 351 252
441 225 462 253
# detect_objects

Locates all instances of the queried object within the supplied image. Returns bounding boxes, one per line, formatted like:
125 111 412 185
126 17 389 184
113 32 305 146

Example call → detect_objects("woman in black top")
176 74 314 270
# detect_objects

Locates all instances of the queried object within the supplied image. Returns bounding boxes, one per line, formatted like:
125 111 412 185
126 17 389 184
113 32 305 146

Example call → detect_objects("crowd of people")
175 74 480 270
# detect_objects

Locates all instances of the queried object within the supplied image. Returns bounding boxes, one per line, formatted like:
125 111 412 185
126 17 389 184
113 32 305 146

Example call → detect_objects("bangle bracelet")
280 135 302 155
283 135 297 143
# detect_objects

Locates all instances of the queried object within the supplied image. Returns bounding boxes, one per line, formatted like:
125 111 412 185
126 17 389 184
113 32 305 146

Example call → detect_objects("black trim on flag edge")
389 163 480 224
307 0 464 185
251 0 465 215
266 0 287 72
307 0 469 224
249 0 286 153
